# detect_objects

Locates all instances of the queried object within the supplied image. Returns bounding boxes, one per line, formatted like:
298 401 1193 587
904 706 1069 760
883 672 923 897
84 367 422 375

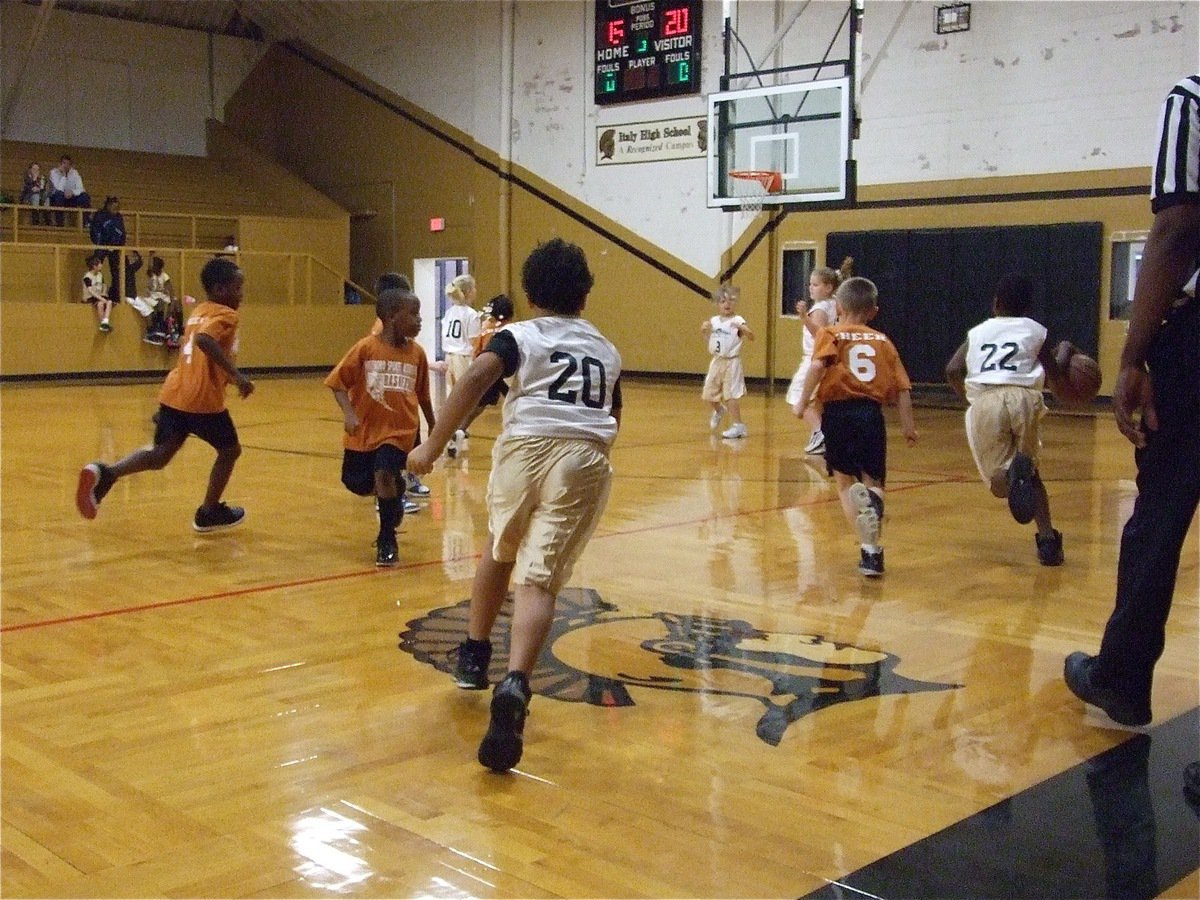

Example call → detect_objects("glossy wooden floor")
2 376 1196 898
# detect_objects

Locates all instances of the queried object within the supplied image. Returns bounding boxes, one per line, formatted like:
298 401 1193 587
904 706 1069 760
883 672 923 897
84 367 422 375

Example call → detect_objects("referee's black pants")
1095 298 1199 707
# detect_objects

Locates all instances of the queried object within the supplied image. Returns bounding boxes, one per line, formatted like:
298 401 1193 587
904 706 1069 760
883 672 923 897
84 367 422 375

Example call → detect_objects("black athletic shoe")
1063 652 1151 727
192 502 246 533
858 547 884 577
1007 452 1037 525
454 639 492 690
375 532 399 567
1036 529 1064 566
1184 761 1200 804
76 462 115 520
478 673 530 772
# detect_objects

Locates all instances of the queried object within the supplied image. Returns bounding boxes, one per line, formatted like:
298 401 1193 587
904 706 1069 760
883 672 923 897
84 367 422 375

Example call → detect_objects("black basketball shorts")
154 404 239 451
821 398 888 484
340 443 408 496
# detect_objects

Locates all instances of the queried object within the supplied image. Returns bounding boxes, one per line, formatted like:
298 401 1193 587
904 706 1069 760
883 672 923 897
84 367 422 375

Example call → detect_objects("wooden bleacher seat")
2 140 289 220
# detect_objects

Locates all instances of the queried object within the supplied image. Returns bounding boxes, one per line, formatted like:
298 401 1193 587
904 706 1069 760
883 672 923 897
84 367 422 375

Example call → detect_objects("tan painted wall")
221 43 1150 391
1 244 374 376
0 296 375 377
3 45 1153 389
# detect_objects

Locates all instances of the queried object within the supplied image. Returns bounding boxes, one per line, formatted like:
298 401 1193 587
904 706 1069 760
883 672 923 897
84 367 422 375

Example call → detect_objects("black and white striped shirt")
1151 74 1200 211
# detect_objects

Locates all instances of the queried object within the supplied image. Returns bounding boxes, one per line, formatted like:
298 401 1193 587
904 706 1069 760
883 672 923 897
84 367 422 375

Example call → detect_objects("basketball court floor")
2 376 1196 898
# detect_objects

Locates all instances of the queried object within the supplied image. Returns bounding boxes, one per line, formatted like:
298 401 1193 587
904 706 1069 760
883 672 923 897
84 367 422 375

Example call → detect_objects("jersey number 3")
548 351 607 408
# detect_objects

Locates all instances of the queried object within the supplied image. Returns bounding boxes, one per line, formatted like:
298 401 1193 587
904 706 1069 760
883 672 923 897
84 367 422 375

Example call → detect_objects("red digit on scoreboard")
607 18 625 45
663 6 689 36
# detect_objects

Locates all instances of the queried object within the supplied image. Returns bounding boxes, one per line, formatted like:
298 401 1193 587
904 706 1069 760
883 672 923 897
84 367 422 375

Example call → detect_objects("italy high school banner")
596 116 707 165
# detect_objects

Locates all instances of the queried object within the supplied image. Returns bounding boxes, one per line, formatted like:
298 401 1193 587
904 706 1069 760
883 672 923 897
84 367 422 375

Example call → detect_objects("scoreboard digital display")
595 0 702 105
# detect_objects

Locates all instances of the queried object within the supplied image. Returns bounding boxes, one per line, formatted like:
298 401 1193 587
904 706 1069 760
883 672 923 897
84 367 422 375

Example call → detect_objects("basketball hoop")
729 170 783 213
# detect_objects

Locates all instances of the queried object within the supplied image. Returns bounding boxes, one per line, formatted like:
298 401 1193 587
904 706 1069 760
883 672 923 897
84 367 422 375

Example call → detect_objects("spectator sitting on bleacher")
82 252 113 333
19 162 49 225
126 254 174 346
90 196 127 302
48 155 91 227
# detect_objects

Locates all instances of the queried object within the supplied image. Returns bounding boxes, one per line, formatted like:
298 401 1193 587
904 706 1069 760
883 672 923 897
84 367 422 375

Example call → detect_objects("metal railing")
1 241 372 308
0 202 239 249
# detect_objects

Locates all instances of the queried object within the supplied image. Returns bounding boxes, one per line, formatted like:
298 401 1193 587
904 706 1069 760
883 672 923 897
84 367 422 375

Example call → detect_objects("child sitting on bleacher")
82 253 113 333
125 254 176 345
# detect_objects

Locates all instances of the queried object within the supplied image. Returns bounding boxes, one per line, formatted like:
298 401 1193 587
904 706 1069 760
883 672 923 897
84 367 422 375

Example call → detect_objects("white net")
729 171 780 214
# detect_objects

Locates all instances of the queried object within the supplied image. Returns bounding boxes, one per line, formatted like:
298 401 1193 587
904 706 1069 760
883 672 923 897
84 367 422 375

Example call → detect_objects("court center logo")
399 588 958 746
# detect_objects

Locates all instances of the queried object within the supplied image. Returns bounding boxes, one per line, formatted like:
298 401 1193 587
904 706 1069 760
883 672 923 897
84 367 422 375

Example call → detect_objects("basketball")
1053 352 1102 407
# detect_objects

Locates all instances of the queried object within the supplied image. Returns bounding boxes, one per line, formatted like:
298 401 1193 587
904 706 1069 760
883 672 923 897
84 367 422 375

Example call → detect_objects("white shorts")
785 358 813 406
702 356 746 403
487 434 613 595
965 385 1046 484
447 352 473 386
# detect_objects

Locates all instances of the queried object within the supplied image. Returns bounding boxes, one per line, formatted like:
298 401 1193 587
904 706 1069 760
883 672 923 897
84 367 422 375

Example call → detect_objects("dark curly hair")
521 239 593 315
200 256 241 293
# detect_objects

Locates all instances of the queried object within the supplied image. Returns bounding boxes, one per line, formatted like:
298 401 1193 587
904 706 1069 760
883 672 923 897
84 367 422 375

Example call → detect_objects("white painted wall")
5 1 1194 277
0 3 265 156
290 0 1196 276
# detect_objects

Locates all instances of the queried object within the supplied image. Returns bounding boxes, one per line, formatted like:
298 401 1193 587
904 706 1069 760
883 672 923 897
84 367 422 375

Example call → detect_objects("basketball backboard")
708 77 851 208
708 0 861 211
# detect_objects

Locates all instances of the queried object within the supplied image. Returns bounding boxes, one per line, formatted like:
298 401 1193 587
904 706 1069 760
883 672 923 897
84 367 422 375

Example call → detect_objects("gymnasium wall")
222 43 722 381
0 3 264 156
2 2 1195 388
278 1 1194 276
219 38 1158 387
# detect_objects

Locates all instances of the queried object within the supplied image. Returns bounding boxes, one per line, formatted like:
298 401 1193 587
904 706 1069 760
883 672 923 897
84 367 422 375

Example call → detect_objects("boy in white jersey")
702 283 754 438
441 274 481 457
408 239 622 772
945 273 1073 566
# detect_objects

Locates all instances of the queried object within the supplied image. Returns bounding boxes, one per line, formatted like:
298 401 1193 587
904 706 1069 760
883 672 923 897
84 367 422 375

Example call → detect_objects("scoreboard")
594 0 702 105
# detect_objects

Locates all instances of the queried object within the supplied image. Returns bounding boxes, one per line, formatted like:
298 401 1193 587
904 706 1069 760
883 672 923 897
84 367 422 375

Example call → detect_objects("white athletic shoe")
804 430 826 455
709 407 726 432
721 423 748 439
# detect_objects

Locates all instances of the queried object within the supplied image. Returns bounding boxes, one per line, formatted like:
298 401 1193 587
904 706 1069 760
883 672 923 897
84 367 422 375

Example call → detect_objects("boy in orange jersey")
326 289 435 566
794 276 918 576
76 256 254 530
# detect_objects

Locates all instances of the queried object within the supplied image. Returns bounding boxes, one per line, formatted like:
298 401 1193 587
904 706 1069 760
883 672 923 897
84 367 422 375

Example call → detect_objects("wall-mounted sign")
596 115 707 165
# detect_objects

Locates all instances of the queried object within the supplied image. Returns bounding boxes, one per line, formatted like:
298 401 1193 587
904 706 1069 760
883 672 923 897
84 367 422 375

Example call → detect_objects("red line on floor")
3 477 960 633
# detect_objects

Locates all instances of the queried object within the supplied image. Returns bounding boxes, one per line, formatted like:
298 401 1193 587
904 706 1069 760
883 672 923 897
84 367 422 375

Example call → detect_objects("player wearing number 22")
407 238 622 773
945 274 1074 567
795 277 918 578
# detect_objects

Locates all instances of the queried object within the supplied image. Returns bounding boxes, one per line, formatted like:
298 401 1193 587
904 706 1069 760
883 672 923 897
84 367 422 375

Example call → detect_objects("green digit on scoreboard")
601 71 616 93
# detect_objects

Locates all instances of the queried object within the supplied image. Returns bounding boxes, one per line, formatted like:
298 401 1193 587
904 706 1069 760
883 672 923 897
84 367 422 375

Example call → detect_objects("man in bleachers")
48 154 91 227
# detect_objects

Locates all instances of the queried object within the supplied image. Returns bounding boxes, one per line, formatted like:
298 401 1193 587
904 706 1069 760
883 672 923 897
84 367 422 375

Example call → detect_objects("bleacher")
3 140 288 218
1 138 366 378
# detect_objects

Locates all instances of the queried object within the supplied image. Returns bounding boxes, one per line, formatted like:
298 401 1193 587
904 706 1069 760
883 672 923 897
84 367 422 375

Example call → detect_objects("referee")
1064 73 1200 789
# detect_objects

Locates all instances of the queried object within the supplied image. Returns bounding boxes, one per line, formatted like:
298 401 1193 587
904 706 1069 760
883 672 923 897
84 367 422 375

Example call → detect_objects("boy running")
76 257 254 530
408 239 622 772
794 276 918 576
326 289 434 566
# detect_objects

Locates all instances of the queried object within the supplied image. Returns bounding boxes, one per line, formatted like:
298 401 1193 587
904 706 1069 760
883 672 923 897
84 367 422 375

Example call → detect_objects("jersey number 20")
548 351 607 408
